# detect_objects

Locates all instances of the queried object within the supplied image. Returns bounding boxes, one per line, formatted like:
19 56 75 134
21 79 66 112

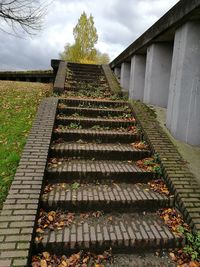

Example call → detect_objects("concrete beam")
143 43 173 107
167 21 200 146
110 0 200 68
114 67 121 80
120 62 131 92
129 55 146 101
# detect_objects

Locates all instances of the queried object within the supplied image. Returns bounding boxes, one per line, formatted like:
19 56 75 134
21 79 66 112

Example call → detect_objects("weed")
67 122 82 129
178 227 200 261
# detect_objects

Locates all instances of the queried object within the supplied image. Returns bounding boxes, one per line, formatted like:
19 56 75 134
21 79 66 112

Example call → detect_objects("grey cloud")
0 32 57 70
0 0 179 70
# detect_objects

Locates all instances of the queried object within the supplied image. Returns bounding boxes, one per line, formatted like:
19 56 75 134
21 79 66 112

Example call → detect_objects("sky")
0 0 179 71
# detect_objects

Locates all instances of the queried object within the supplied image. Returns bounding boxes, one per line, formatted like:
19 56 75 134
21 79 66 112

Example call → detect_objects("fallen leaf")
40 259 47 267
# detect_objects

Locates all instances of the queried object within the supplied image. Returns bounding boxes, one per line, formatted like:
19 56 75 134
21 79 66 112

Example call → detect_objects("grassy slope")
0 81 52 208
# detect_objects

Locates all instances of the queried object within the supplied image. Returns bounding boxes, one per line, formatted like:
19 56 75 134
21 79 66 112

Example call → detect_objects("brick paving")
35 212 183 252
53 127 140 143
1 62 199 266
56 116 135 127
50 141 150 160
41 183 174 211
46 159 155 183
58 105 129 117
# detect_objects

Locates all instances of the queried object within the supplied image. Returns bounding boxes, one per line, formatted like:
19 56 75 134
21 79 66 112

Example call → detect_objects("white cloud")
0 0 179 70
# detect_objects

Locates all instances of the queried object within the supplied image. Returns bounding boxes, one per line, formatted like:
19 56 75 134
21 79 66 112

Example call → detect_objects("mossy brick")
16 199 39 204
17 242 30 250
20 228 33 235
0 228 20 235
27 204 38 209
3 204 26 210
0 259 11 267
13 210 37 216
0 243 16 250
0 216 23 222
0 250 28 258
5 235 31 242
0 210 12 216
12 258 28 267
0 222 8 228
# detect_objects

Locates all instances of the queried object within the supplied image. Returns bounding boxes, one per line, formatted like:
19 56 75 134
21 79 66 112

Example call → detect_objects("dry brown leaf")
40 259 47 267
189 262 200 267
169 252 177 261
36 228 44 234
42 252 50 260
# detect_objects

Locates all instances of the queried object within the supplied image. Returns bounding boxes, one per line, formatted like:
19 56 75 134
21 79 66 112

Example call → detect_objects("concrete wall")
129 55 146 101
120 62 131 92
167 21 200 146
143 43 173 107
114 67 121 80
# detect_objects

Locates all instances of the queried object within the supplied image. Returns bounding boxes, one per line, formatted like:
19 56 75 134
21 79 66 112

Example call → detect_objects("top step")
67 62 102 69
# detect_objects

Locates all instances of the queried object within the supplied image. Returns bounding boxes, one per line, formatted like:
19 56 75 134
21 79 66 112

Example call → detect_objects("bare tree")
0 0 48 35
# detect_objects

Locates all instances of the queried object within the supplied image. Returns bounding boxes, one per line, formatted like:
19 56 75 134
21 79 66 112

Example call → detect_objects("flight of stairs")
32 63 184 266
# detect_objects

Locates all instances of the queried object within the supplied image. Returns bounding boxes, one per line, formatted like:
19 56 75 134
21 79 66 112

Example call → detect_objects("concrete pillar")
167 21 200 146
143 43 173 107
114 67 121 80
129 55 146 101
120 62 131 92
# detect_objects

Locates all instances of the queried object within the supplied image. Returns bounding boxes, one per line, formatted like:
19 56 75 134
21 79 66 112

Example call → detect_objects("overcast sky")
0 0 179 71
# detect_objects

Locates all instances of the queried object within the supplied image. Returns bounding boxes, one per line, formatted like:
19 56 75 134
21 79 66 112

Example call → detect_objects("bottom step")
35 211 184 252
32 251 175 267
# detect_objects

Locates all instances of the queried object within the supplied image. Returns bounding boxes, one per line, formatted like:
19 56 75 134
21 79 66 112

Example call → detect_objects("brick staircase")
32 63 184 266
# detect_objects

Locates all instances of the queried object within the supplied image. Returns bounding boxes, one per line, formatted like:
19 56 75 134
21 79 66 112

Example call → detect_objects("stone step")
68 67 102 72
32 251 175 267
58 106 131 117
67 66 102 72
64 86 111 92
66 80 107 86
107 253 176 267
67 62 101 67
46 159 155 182
53 128 140 143
41 182 174 211
67 70 103 76
67 76 106 82
68 73 104 79
50 141 150 160
34 211 184 253
56 116 136 128
59 97 129 108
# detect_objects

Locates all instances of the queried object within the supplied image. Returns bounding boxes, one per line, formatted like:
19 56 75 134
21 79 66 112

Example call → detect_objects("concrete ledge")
130 100 200 232
110 0 200 68
0 97 58 267
0 71 54 83
53 61 67 94
102 64 123 95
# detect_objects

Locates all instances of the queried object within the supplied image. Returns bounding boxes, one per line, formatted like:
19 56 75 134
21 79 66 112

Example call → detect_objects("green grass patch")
0 81 52 208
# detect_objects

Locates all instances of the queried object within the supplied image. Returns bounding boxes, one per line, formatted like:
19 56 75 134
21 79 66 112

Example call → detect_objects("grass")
0 81 52 208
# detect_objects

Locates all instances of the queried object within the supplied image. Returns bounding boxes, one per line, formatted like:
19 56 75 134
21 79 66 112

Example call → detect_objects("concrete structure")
114 67 121 80
167 22 200 146
110 0 200 146
120 62 131 92
143 43 173 107
129 55 146 101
